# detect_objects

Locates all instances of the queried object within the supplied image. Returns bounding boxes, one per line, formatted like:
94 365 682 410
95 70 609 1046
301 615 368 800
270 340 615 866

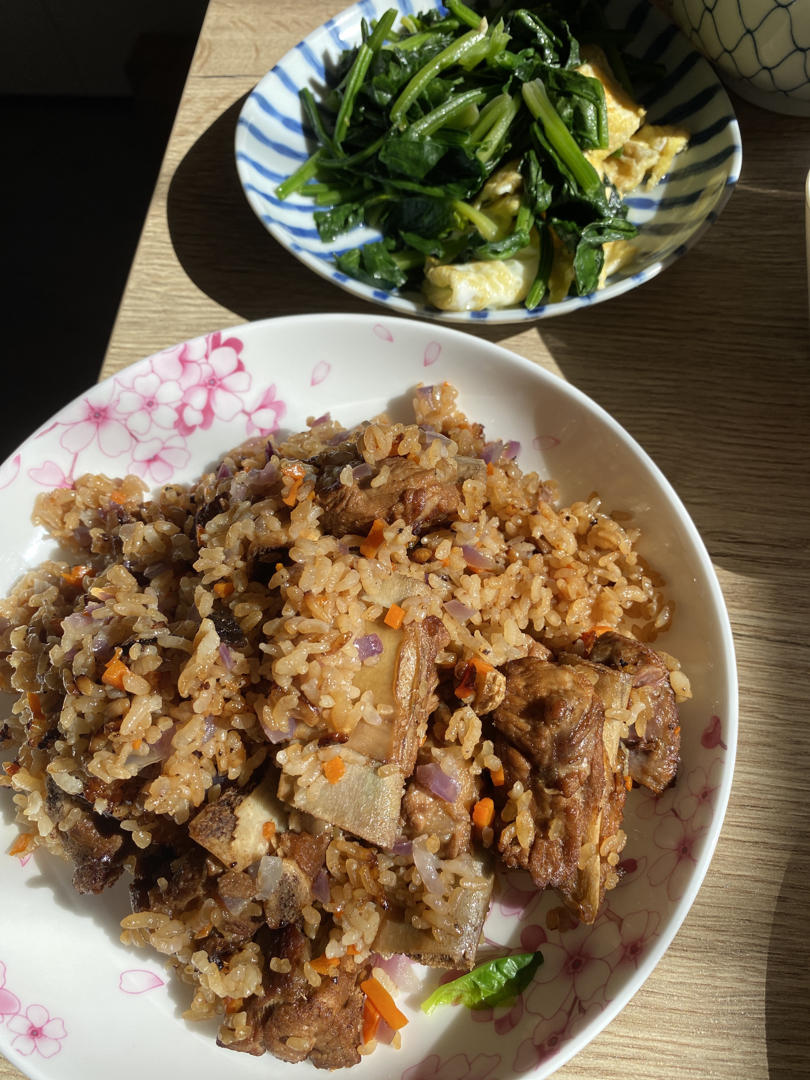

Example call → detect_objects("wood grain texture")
2 2 809 1077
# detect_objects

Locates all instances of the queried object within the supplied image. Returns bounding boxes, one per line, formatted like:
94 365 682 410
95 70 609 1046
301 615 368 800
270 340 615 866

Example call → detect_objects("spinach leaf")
334 240 408 289
314 200 366 242
384 194 457 239
421 951 544 1014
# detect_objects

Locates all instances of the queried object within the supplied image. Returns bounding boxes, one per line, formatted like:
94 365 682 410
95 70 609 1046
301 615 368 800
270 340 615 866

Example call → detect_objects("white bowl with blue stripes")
235 0 743 324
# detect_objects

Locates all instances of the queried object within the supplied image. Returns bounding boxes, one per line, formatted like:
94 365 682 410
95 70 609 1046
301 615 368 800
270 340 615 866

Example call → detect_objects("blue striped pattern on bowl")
235 0 743 324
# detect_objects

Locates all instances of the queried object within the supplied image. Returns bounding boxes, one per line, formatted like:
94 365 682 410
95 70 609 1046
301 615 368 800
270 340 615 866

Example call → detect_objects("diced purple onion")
312 869 330 904
61 611 94 635
249 460 280 492
311 412 330 428
416 762 461 803
352 462 374 482
480 440 503 464
421 427 451 448
329 429 349 445
355 633 383 661
443 599 476 621
461 545 496 571
260 715 295 744
72 525 92 547
503 440 521 461
390 838 413 857
375 1017 397 1045
371 952 419 991
218 643 234 671
412 837 443 894
216 462 232 481
91 631 114 658
415 385 436 401
143 561 169 580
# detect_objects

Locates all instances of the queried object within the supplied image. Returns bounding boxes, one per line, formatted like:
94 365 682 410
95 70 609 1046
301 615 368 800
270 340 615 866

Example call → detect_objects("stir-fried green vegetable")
276 0 642 307
420 950 544 1013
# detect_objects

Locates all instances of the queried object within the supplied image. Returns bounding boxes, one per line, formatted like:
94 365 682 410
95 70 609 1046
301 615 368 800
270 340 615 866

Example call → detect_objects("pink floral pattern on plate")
119 970 166 995
15 331 286 493
0 962 66 1058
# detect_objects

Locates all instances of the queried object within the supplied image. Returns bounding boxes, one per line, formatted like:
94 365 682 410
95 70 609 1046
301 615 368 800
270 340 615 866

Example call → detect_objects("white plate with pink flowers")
0 313 737 1080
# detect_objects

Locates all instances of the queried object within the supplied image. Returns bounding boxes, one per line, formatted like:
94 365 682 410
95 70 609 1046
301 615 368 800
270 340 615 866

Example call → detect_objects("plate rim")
0 311 739 1080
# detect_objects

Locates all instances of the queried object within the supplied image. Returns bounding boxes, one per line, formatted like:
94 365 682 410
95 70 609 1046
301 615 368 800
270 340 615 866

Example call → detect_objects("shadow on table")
765 843 810 1078
166 93 380 322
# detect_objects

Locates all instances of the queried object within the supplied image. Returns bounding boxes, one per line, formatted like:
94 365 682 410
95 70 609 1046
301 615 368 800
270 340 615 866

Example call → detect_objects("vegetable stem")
275 149 324 200
522 78 604 199
525 224 554 308
334 9 397 148
407 88 488 137
475 91 521 164
453 199 502 242
445 0 483 30
390 20 489 127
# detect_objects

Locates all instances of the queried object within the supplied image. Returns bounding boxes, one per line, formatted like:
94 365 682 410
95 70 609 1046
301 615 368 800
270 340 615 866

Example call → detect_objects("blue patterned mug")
667 0 810 115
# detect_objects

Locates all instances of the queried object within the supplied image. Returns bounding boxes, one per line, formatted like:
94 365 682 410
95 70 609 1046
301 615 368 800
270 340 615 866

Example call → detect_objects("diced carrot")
454 655 494 701
212 581 234 598
282 463 307 506
132 739 142 751
581 624 614 650
346 945 360 956
486 462 495 476
472 797 495 830
362 997 381 1044
109 489 127 506
383 603 405 630
310 954 340 975
102 649 130 691
454 662 476 701
624 775 633 792
3 761 20 777
360 976 408 1031
8 833 34 857
262 821 276 843
26 691 43 719
490 765 505 787
471 655 494 686
322 755 345 784
224 996 244 1015
61 564 91 588
359 518 386 559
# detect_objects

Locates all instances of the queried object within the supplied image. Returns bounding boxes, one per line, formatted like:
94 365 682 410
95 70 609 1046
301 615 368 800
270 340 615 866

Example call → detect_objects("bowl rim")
233 0 744 324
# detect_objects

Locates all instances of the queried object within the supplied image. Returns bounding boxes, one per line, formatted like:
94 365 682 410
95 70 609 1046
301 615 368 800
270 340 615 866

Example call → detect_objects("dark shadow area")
167 93 381 323
3 8 207 463
765 844 810 1078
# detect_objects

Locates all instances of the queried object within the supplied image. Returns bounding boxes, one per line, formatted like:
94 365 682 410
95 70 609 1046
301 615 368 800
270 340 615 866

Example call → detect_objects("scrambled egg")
580 44 688 192
423 235 540 311
420 49 688 311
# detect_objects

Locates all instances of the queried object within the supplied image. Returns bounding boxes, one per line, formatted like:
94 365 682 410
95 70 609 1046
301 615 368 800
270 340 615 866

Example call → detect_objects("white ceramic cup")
668 0 810 116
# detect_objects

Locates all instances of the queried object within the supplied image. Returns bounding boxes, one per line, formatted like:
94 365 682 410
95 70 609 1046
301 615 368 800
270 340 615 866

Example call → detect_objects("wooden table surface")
4 2 809 1078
